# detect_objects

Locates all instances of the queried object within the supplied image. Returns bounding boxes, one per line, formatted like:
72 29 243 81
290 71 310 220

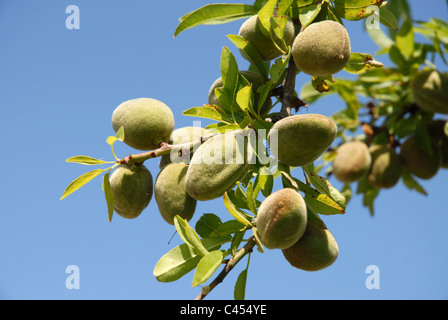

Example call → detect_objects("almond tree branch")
267 58 307 123
117 134 215 166
194 236 257 300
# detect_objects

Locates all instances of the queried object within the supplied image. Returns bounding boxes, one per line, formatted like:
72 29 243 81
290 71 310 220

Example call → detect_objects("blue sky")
0 0 447 300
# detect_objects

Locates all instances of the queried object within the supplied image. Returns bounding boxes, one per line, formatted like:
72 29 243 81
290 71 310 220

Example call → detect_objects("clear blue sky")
0 0 447 300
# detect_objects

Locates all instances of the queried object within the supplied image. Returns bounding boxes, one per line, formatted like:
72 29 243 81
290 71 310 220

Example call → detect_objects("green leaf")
60 168 109 200
223 192 254 226
269 49 291 86
102 171 114 222
251 227 264 253
334 0 383 21
227 34 268 79
236 85 255 115
66 156 115 166
210 220 246 237
254 166 274 198
344 52 384 74
300 81 335 104
281 171 346 215
269 15 290 53
298 1 323 28
107 126 124 145
245 179 258 215
195 213 222 238
396 19 414 59
219 47 240 117
153 237 228 283
230 230 246 257
107 126 125 161
192 250 224 287
303 166 347 210
234 269 248 300
379 6 399 30
174 4 257 37
278 0 294 15
366 23 395 50
356 178 380 216
312 75 334 93
182 106 227 123
401 169 428 196
257 0 277 38
174 216 209 257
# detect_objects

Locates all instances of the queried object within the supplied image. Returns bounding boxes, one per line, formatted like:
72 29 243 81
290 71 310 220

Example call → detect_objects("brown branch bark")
117 134 214 166
194 236 257 300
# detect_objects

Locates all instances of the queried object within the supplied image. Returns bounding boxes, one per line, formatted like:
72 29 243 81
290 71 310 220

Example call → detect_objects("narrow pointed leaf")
174 216 209 257
281 172 345 215
66 156 115 166
344 52 384 74
102 171 114 222
174 4 257 37
60 168 108 200
223 192 253 226
303 166 346 210
182 106 226 122
227 34 268 79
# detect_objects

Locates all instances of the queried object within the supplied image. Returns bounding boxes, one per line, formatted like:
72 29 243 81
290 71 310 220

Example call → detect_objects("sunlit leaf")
227 34 268 79
192 250 224 287
153 237 228 283
223 192 254 226
344 52 384 74
102 171 114 222
334 0 383 21
66 156 115 166
174 215 209 257
60 168 109 200
174 4 256 37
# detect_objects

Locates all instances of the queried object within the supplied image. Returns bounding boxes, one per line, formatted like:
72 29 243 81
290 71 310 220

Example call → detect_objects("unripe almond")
256 188 307 249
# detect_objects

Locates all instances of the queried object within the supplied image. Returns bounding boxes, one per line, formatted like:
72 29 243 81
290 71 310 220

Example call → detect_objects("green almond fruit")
268 114 337 167
366 145 402 189
282 222 339 272
256 188 307 249
154 163 197 225
238 15 295 62
292 20 351 77
112 98 175 150
109 164 153 219
185 130 251 201
400 136 441 180
332 141 372 183
428 119 448 168
412 69 448 114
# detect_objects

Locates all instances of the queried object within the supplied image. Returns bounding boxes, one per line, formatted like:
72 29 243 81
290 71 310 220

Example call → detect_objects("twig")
118 134 214 166
194 236 257 300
